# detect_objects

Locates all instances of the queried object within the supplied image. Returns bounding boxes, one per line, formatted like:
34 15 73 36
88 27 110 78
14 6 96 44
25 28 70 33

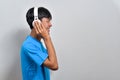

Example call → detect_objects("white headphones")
32 7 41 26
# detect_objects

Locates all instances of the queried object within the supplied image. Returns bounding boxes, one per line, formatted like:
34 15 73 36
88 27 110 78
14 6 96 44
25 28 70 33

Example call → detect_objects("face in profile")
41 18 52 33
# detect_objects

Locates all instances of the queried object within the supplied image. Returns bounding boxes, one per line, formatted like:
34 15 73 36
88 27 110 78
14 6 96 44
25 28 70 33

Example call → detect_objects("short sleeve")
24 43 48 66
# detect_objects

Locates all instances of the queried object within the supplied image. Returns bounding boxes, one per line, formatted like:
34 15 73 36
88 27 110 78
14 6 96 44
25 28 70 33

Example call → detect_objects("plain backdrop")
0 0 120 80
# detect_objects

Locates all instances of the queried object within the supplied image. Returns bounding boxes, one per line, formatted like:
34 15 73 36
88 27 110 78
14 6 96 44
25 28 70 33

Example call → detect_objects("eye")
46 21 50 23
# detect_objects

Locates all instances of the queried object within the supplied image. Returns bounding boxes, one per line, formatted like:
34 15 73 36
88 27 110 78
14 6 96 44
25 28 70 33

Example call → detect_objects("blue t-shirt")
20 35 50 80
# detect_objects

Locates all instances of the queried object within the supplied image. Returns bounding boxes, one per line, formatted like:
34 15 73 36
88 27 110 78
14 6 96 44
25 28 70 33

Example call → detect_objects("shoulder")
21 36 42 51
22 41 34 49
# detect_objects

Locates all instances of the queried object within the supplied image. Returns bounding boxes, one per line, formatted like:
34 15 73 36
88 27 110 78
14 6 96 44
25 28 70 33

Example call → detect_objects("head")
26 7 52 31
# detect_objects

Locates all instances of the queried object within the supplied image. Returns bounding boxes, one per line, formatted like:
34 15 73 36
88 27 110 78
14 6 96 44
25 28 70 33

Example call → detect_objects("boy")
20 7 58 80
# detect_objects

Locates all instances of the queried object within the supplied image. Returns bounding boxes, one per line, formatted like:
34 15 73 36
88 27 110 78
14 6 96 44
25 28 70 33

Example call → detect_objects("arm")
34 21 58 70
43 36 58 70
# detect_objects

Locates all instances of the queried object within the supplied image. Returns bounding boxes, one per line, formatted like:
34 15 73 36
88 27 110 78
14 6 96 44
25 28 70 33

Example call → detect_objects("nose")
49 22 52 27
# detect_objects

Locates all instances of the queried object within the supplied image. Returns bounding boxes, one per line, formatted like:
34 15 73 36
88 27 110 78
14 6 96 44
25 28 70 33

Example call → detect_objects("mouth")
48 29 50 32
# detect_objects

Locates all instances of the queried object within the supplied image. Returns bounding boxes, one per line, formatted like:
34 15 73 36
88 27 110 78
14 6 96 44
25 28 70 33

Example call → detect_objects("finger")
34 21 40 34
37 21 43 32
34 25 39 34
41 23 46 31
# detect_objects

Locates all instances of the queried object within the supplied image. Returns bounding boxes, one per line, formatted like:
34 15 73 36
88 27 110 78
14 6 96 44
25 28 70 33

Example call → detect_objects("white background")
0 0 120 80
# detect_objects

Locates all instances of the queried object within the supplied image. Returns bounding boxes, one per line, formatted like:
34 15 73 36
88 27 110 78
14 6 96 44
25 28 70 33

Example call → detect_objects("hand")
34 20 50 39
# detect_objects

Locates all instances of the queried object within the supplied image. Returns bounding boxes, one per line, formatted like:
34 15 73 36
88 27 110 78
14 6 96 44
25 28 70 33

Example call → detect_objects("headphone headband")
34 7 38 20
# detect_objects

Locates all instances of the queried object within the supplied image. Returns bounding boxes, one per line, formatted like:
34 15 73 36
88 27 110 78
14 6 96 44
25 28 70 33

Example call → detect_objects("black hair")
26 7 52 29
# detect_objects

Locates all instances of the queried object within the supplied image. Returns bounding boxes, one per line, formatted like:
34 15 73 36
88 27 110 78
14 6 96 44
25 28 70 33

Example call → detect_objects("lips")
47 28 50 32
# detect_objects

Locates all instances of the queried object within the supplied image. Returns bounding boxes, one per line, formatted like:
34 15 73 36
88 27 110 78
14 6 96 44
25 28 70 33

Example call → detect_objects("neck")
30 28 42 41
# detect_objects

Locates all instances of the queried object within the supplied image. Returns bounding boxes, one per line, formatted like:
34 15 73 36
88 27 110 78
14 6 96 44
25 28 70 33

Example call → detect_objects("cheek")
44 24 49 29
43 23 47 28
45 24 49 28
43 22 49 28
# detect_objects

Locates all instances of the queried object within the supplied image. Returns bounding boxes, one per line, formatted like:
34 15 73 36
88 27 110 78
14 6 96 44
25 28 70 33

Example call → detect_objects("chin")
48 32 50 34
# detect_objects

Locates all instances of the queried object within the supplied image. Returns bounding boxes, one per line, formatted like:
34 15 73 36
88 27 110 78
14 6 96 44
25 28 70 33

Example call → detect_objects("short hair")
26 7 52 29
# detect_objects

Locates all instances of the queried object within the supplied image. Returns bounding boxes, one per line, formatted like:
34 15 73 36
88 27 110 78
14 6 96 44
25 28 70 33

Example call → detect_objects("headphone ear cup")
32 20 41 27
37 19 41 23
32 20 35 27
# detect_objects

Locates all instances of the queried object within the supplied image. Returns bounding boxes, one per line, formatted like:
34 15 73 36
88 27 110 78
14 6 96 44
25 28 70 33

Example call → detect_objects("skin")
30 18 58 70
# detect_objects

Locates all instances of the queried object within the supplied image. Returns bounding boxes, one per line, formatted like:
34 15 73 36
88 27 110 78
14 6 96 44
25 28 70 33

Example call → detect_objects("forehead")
41 18 51 21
